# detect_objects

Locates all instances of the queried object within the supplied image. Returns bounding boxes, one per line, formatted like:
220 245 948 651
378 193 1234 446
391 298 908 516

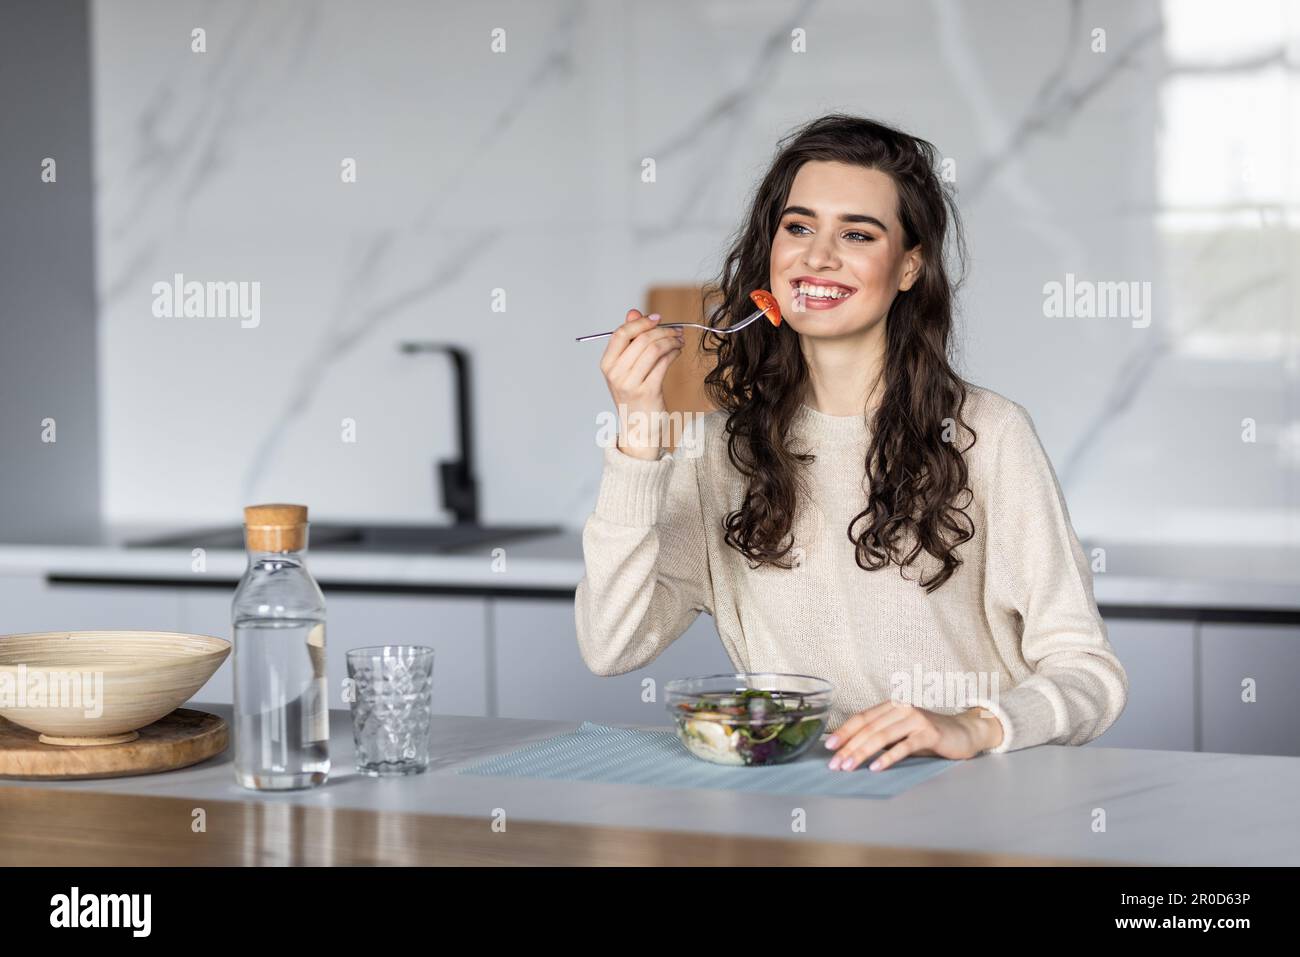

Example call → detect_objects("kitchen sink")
125 345 565 556
126 522 564 554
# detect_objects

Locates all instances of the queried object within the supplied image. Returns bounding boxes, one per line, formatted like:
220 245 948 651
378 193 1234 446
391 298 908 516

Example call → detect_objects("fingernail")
649 313 661 321
825 735 839 748
869 759 882 771
827 757 840 770
842 757 857 771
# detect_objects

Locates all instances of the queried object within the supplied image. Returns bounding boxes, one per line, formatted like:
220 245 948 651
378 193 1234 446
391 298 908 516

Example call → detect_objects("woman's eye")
783 223 874 242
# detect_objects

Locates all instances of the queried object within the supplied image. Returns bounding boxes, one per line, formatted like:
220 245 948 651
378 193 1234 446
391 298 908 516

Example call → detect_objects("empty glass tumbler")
345 645 435 776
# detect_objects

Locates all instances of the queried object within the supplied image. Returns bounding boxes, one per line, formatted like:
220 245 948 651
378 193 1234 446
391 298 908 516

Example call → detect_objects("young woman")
576 113 1127 771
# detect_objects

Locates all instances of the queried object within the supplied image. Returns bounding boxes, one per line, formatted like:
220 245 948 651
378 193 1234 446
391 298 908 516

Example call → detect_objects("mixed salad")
672 688 825 766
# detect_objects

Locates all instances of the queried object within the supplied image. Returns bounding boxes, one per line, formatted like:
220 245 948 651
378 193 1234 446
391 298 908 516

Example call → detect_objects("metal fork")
574 304 772 342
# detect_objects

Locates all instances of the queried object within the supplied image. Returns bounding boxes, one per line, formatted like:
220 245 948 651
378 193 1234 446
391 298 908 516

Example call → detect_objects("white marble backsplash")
89 0 1298 547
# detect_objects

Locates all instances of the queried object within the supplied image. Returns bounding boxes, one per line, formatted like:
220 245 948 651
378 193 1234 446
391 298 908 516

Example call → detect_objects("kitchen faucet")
397 341 479 526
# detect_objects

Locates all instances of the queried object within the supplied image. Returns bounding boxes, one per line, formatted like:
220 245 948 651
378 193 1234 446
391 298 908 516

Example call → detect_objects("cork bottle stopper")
243 503 308 552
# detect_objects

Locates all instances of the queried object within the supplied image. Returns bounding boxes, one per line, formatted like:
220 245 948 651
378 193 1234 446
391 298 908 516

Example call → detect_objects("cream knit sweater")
574 384 1128 754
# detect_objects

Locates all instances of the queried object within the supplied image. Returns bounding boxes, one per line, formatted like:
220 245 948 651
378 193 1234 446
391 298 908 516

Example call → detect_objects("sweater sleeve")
573 437 716 676
971 403 1129 754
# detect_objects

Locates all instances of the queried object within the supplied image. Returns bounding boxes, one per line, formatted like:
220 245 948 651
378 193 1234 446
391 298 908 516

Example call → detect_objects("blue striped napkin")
455 721 955 798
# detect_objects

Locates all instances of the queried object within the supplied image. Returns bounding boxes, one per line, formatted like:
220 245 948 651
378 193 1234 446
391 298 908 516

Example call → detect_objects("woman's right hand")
599 308 685 460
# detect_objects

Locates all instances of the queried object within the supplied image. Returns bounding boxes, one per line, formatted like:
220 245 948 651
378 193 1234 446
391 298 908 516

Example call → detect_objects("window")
1157 0 1298 360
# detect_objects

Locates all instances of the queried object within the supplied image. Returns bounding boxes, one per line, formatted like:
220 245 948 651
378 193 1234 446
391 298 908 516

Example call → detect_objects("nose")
804 230 841 270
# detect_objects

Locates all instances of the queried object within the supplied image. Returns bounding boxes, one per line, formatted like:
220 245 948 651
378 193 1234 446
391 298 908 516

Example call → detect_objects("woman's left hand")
824 700 1003 771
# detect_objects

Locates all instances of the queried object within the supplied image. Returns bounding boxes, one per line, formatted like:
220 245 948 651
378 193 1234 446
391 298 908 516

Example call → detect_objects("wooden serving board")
0 708 228 780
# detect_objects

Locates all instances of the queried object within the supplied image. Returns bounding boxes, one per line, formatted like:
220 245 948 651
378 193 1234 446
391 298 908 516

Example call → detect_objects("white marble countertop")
0 527 1297 611
6 704 1297 866
0 527 588 592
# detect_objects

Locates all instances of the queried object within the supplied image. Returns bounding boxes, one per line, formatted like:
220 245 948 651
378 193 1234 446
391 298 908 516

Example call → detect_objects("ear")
899 249 924 292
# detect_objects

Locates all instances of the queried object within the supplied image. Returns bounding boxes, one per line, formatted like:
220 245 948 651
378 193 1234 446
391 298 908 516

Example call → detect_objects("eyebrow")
779 205 888 232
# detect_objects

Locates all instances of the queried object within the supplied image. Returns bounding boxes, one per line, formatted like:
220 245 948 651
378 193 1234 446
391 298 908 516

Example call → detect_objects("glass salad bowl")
664 673 833 766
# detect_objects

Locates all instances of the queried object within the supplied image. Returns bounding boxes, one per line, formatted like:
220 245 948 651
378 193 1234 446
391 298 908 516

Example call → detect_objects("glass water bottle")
232 503 330 790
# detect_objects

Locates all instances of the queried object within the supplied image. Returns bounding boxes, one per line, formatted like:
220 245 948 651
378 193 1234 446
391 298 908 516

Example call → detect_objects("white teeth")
795 282 852 300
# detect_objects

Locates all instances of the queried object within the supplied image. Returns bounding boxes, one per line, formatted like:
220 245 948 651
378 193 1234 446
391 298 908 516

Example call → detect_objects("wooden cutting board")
0 708 228 780
647 285 721 450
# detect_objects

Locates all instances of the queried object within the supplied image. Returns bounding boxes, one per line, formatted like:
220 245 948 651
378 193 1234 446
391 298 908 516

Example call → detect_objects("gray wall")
0 0 101 544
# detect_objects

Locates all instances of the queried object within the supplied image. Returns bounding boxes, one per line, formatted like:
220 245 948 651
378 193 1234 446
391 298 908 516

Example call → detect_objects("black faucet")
397 342 479 526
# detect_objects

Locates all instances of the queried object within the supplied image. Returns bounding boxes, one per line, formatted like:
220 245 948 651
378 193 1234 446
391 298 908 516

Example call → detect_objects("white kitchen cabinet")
176 588 238 707
180 588 491 717
1088 618 1196 751
491 598 733 725
1199 623 1300 757
0 573 183 634
6 566 1297 758
325 592 489 717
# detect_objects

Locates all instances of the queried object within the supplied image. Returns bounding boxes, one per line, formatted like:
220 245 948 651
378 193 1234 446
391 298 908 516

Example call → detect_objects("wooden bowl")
0 631 230 746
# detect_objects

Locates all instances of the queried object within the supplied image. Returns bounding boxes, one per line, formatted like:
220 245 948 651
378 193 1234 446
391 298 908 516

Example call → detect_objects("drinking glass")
345 645 435 776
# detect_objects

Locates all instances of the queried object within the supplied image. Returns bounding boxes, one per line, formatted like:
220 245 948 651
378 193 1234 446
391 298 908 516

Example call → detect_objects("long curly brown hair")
699 113 977 593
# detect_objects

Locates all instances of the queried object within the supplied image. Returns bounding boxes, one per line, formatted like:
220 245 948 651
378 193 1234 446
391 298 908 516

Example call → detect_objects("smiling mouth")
790 280 857 302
